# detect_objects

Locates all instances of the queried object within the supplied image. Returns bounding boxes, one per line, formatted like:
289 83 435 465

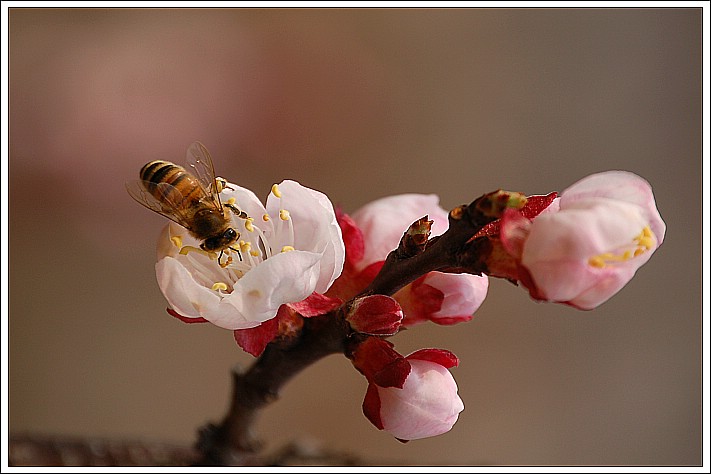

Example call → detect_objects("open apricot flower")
488 171 666 309
154 180 345 330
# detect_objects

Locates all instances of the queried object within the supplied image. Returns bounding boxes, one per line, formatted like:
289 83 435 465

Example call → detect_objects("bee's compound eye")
201 240 215 251
225 228 238 240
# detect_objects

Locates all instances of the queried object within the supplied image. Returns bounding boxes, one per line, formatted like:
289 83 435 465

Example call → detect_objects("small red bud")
346 295 403 336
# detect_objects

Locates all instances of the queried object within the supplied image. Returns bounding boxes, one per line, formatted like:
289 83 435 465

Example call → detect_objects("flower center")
171 183 296 294
588 226 656 269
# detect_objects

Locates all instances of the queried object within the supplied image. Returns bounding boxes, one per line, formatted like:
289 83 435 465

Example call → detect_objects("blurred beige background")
8 8 702 466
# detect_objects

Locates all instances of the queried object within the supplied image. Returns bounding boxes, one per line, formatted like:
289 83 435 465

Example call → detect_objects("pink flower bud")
335 194 488 325
396 272 489 326
362 349 464 441
489 171 666 309
346 295 403 336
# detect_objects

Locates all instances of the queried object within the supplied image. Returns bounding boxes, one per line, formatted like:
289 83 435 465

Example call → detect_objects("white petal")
223 250 322 324
220 182 269 224
266 180 345 293
156 257 221 319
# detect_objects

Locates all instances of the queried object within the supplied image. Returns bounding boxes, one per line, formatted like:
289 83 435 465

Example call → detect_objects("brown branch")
195 190 523 465
195 310 351 465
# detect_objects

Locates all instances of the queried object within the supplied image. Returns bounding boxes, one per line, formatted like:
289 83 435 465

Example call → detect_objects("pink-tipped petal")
406 348 459 369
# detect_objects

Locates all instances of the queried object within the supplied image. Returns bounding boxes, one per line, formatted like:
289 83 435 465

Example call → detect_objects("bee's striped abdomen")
140 160 203 205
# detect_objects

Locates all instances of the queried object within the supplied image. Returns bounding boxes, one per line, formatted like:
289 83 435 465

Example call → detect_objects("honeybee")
126 141 247 260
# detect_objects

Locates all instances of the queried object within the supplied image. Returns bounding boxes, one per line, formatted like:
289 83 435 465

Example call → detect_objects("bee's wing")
125 180 194 231
185 141 223 209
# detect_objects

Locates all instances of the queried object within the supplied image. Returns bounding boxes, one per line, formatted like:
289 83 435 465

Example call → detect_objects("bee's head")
201 228 239 252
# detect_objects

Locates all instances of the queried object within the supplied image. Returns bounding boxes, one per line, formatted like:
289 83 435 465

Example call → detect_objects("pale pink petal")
523 200 648 263
421 272 489 324
560 170 666 243
377 360 464 440
351 194 449 271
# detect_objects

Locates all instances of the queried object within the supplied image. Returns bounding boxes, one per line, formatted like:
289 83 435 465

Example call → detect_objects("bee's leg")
229 246 243 262
215 177 233 193
228 246 242 262
225 203 249 220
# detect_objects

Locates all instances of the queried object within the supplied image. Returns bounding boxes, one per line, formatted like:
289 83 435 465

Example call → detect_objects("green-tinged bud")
475 190 528 218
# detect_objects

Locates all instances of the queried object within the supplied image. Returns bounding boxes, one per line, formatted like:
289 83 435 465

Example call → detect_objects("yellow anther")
271 184 282 198
589 256 606 268
226 197 236 205
281 245 295 253
263 213 271 222
239 241 252 252
245 218 255 232
250 250 260 257
638 236 655 250
279 209 291 221
212 282 228 291
588 226 656 269
170 236 183 248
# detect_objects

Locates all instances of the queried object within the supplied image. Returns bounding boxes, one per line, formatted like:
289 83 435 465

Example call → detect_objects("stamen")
280 208 295 249
238 240 261 267
227 197 236 205
281 245 295 253
245 217 255 232
263 214 271 222
271 184 282 198
638 236 655 250
247 223 272 259
589 256 606 268
170 236 183 248
588 226 656 269
179 246 218 260
212 282 228 291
